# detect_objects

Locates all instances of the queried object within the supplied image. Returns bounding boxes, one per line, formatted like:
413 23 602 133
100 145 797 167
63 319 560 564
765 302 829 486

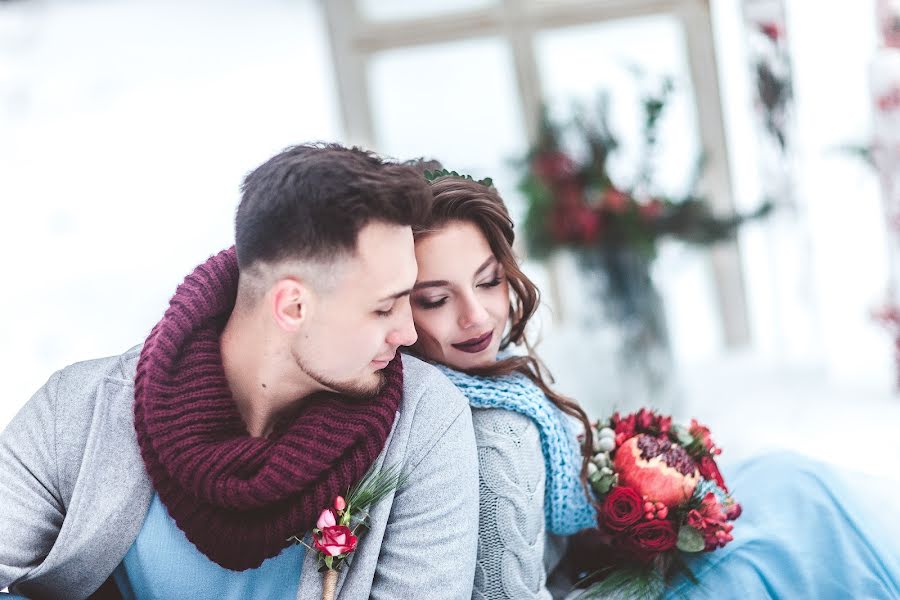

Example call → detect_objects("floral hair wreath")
423 168 494 189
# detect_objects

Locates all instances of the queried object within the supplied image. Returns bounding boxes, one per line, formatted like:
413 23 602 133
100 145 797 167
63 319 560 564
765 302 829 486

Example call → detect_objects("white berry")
599 427 616 440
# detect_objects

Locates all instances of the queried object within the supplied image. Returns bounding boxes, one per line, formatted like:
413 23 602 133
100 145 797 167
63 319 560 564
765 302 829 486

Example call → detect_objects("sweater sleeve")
471 407 552 600
0 371 65 589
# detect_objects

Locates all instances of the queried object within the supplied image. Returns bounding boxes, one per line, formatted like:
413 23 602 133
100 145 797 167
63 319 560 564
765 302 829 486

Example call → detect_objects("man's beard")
292 347 386 399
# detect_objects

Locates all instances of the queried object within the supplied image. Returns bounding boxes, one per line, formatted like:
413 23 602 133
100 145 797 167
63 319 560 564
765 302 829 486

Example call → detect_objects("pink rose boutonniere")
288 465 405 600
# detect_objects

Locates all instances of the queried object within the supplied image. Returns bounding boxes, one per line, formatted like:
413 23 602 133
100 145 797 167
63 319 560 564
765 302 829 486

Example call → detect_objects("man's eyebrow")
378 288 413 302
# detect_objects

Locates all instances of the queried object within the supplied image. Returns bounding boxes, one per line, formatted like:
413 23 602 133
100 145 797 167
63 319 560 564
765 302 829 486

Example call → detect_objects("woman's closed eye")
478 276 504 289
414 296 448 310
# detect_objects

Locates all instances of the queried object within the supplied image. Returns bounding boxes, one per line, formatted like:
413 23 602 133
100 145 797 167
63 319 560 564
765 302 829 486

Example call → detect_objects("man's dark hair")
235 142 432 269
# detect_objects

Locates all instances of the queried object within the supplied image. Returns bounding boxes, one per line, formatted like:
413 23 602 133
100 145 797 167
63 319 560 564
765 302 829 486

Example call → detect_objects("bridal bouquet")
577 409 741 598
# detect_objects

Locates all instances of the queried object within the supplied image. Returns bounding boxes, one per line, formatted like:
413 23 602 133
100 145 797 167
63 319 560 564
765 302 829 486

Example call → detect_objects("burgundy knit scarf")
133 247 402 571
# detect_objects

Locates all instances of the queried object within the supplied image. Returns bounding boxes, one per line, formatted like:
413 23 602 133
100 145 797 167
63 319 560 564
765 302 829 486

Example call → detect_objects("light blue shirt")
112 494 305 600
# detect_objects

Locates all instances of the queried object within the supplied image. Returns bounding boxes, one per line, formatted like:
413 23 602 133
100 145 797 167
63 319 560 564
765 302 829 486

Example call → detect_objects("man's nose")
388 306 418 347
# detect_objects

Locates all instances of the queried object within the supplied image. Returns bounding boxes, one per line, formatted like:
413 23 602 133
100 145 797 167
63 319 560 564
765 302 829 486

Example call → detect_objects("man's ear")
270 277 312 332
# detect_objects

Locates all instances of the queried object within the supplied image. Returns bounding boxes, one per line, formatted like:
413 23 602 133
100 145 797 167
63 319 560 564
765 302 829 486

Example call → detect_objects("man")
0 144 479 599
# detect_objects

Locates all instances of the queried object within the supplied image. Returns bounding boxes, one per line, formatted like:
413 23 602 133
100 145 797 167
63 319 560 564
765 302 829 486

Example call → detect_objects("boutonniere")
289 465 405 600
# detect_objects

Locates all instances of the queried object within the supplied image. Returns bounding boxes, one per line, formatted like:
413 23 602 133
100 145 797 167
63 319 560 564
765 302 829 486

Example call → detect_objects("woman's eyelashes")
414 296 448 310
413 274 504 310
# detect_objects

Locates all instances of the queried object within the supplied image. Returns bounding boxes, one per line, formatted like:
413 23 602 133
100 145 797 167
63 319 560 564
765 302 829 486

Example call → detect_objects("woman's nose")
458 295 489 330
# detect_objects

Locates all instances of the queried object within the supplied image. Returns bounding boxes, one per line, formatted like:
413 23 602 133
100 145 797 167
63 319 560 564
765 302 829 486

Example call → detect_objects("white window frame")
322 0 750 347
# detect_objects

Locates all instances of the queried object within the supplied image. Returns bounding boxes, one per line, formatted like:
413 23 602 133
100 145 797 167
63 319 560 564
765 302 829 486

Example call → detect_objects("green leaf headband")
424 168 493 188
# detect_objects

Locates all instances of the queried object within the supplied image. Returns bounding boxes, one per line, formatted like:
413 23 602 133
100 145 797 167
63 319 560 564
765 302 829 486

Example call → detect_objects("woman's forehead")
414 222 495 279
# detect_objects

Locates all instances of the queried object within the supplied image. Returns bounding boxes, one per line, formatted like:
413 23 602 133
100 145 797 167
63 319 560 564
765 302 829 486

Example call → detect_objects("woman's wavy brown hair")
412 175 595 494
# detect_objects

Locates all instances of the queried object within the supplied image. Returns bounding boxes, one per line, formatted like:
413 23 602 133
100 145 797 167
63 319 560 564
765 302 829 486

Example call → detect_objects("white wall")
0 0 341 426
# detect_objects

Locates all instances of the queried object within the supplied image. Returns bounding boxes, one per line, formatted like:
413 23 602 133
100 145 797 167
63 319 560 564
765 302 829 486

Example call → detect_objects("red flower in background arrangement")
532 151 578 185
549 181 602 244
602 187 631 213
758 21 782 42
638 199 664 220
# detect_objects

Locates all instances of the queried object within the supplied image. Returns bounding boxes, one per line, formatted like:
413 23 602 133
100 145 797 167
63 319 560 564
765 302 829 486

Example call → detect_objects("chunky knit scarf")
133 247 402 571
434 363 596 536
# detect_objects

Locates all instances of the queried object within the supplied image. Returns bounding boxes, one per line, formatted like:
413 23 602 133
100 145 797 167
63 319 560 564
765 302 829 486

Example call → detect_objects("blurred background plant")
516 76 772 402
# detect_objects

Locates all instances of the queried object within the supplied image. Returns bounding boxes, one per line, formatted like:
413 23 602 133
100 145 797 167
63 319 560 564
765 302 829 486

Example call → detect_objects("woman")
409 173 596 599
408 172 900 599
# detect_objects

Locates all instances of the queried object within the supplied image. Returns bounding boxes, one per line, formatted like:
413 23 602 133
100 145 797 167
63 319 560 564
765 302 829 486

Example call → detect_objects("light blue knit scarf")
434 363 597 536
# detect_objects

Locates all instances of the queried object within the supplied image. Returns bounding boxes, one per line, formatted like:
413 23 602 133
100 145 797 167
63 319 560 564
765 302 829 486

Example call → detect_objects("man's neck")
219 311 319 438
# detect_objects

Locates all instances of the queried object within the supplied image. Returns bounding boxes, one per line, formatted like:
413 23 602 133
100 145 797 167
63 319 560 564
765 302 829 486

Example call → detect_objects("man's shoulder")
55 344 142 390
46 345 142 450
396 353 471 460
398 353 466 407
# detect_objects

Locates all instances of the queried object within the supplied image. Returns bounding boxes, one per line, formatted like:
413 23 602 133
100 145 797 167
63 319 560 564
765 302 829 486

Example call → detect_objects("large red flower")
618 519 677 562
614 434 699 507
600 486 644 532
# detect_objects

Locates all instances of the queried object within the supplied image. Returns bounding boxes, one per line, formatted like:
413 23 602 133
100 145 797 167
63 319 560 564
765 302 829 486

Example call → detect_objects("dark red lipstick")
452 331 493 353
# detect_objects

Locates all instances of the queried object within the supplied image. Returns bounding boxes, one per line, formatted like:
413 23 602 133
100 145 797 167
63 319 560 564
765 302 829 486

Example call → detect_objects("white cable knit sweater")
471 407 569 599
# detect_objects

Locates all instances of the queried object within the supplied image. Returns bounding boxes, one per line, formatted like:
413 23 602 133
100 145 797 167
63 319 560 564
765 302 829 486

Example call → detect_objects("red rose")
619 519 677 561
698 455 727 491
314 525 358 557
600 486 643 532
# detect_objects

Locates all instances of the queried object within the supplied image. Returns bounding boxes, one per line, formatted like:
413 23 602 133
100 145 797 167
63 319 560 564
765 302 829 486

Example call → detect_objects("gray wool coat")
0 347 479 600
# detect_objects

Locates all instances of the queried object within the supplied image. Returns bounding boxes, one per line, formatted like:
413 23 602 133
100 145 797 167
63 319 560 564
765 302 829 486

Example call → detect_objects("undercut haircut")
235 143 432 271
